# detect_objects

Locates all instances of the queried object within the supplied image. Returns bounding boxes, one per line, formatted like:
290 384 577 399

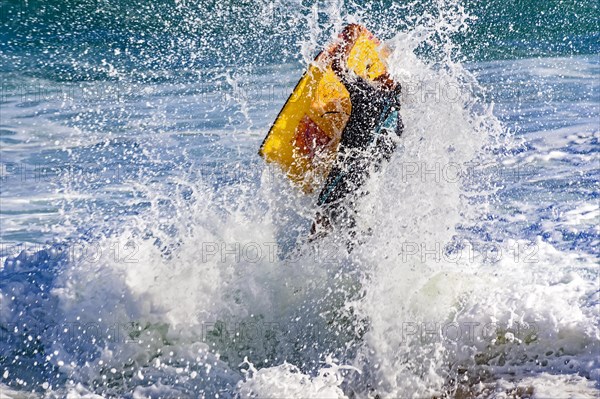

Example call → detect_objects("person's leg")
372 129 397 170
311 149 372 236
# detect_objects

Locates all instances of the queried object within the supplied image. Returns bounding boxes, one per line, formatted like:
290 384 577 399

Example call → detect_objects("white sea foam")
1 0 598 397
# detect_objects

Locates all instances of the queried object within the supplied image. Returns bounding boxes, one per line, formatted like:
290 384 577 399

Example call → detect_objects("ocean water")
0 0 599 398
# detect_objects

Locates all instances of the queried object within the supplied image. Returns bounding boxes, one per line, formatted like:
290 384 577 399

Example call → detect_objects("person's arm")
330 24 364 85
331 43 351 79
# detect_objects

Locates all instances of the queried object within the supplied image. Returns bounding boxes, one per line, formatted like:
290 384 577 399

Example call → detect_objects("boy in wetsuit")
311 24 403 238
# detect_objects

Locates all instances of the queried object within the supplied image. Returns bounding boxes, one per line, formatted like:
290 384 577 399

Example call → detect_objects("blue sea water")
0 0 599 397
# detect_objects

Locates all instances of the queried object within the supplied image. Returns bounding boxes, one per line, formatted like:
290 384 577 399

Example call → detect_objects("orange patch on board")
292 115 332 159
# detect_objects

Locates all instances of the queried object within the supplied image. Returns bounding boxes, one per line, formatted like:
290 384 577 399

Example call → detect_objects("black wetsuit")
315 73 403 232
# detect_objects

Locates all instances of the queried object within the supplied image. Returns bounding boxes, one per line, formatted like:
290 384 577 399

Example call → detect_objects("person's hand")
374 73 398 91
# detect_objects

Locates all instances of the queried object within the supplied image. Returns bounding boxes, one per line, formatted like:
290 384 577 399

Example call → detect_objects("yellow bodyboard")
259 26 389 192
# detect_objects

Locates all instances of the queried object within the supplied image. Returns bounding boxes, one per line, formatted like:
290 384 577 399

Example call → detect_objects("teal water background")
1 0 598 77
